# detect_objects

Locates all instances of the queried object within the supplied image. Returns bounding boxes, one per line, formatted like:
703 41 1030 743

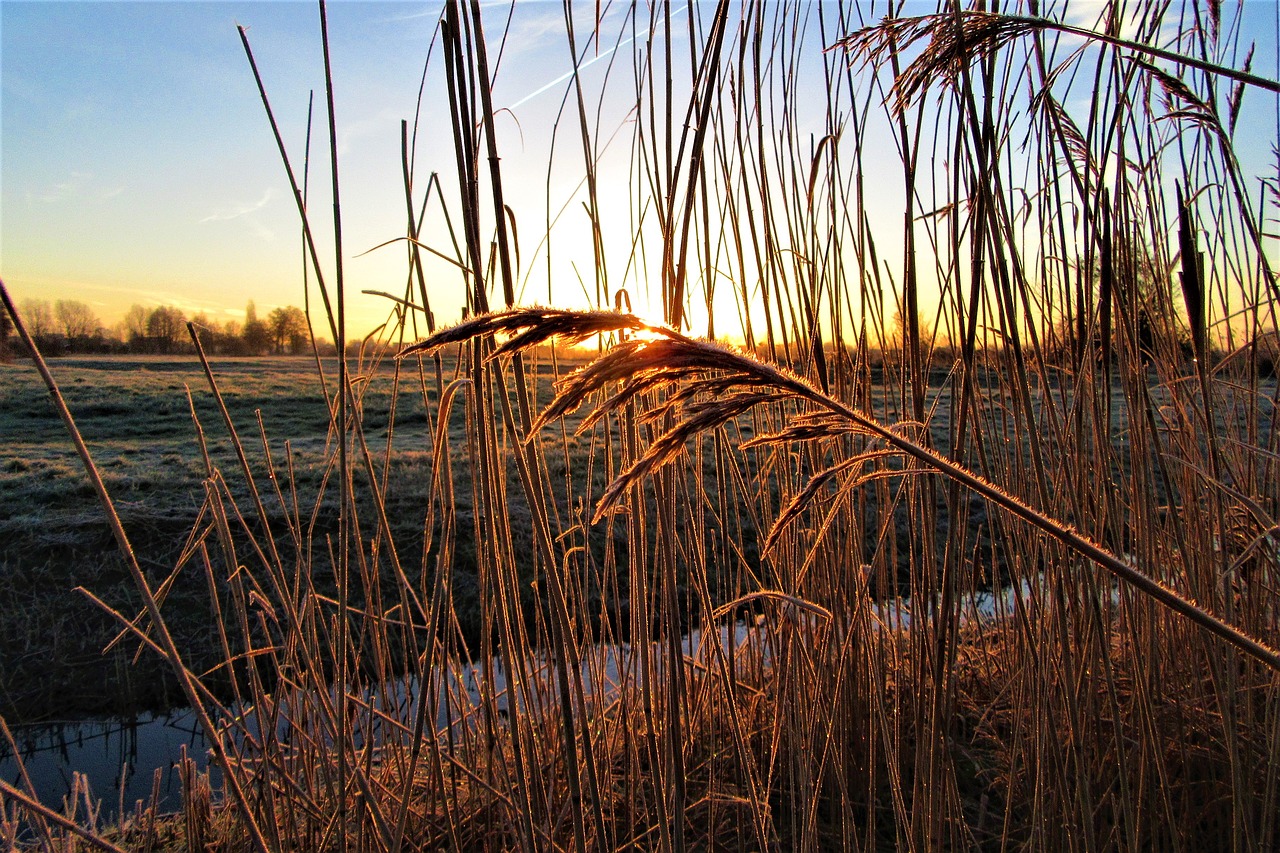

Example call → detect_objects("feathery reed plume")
835 12 1032 113
834 11 1280 115
1033 91 1099 191
417 307 1280 673
399 307 657 359
762 449 909 557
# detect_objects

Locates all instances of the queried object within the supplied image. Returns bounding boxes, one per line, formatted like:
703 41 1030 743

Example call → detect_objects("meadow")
0 352 1053 721
3 0 1280 850
0 356 429 719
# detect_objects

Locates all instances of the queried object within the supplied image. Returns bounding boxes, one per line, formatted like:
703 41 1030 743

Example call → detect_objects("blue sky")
2 0 624 337
3 1 1278 343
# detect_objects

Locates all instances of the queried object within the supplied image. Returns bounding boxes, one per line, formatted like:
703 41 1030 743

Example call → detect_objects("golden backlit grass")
2 0 1278 850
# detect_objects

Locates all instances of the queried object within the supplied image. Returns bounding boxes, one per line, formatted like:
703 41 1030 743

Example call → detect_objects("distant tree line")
0 299 332 357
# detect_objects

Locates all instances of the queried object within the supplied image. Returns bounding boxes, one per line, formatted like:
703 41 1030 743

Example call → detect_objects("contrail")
508 4 688 111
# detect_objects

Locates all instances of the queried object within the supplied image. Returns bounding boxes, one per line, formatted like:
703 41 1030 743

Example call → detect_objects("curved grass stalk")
406 307 1280 674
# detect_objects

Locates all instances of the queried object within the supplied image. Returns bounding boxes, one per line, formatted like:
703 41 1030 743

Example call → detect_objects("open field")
0 351 1113 721
0 353 554 720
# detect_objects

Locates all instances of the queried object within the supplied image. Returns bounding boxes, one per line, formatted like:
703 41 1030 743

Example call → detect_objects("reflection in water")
1 709 212 821
1 576 1065 833
0 623 758 827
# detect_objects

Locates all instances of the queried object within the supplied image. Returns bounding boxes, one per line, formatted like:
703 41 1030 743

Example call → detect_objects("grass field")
4 0 1280 849
0 352 1090 721
0 356 403 718
0 352 592 720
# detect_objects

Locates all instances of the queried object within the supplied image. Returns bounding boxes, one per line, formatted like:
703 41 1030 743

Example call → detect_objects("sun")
602 290 672 341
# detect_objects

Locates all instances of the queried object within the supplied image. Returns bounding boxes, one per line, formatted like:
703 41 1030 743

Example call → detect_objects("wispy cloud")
200 188 277 223
199 188 277 241
1060 1 1169 43
372 3 444 24
501 9 568 54
31 171 91 204
130 288 242 319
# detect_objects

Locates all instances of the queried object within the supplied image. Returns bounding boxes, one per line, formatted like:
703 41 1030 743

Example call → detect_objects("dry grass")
2 0 1279 849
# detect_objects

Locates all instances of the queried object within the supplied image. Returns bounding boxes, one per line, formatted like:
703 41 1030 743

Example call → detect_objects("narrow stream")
1 577 1052 829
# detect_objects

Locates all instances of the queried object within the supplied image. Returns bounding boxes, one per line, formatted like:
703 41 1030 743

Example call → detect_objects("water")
1 710 208 820
0 622 758 825
1 579 1058 829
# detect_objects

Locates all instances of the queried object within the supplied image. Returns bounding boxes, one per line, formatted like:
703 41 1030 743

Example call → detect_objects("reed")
2 0 1277 849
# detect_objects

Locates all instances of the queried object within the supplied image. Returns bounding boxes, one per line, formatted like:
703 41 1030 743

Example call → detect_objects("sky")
3 1 1279 344
2 0 655 340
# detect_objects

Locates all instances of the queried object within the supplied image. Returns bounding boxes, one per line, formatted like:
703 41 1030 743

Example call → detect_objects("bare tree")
268 306 310 354
146 306 186 353
242 301 271 355
122 304 149 344
19 299 53 340
55 299 100 341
